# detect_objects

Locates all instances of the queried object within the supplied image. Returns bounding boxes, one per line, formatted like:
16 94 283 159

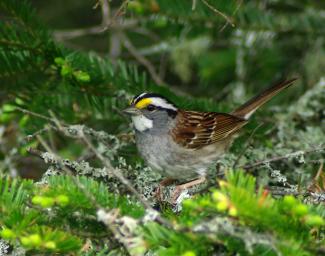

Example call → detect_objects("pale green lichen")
193 217 278 254
40 152 111 178
0 239 9 255
97 209 146 256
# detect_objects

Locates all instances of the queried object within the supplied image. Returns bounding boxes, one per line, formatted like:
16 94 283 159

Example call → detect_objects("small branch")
267 185 325 203
16 106 123 147
100 0 129 31
267 187 299 196
241 146 325 170
24 127 52 142
232 123 263 169
119 33 165 86
54 20 137 41
201 0 234 28
314 162 323 182
307 162 324 193
219 0 242 32
27 147 111 179
15 106 57 123
100 0 111 26
0 39 43 54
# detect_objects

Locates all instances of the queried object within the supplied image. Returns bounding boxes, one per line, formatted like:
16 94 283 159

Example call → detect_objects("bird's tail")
231 78 297 119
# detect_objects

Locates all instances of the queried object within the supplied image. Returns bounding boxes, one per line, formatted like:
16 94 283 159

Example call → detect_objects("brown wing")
171 110 247 149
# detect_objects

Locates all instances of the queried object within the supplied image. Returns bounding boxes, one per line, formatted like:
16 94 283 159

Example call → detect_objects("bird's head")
123 93 178 132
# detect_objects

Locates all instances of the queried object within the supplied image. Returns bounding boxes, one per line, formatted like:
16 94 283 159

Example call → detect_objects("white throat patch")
131 115 153 132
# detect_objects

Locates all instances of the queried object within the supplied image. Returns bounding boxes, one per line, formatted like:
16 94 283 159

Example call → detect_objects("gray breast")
135 130 227 181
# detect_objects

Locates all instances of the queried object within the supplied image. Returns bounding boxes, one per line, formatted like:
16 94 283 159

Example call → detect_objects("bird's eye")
146 104 156 111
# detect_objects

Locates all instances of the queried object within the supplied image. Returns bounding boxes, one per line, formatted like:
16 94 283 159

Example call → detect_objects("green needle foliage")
2 171 322 255
142 170 325 255
0 175 144 254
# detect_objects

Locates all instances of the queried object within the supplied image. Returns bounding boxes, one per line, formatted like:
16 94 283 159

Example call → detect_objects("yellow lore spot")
135 98 152 109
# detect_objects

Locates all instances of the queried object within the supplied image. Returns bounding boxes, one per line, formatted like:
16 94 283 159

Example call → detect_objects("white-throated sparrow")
123 79 297 200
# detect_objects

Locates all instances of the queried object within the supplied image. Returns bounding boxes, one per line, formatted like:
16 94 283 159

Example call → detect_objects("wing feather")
171 110 247 149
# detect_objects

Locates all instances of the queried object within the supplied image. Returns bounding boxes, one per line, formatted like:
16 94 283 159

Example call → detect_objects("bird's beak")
122 106 141 115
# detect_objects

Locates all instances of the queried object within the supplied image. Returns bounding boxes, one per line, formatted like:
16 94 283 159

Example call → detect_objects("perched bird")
123 79 297 201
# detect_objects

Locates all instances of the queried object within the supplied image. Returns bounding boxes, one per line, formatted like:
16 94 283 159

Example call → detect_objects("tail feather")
231 78 297 119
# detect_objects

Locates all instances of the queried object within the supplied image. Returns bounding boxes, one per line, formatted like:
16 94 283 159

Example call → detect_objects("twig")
100 0 129 31
16 106 122 146
232 123 263 169
241 146 325 170
54 0 131 41
119 33 165 86
314 162 323 182
27 147 110 179
308 162 324 193
100 0 111 26
267 187 301 196
25 127 52 141
0 39 42 54
219 0 242 32
201 0 234 28
267 185 325 204
15 106 56 123
54 21 136 41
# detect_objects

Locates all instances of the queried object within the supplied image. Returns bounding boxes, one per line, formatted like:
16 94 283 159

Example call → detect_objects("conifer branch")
201 0 235 28
241 146 324 170
120 33 165 86
26 147 110 179
0 39 42 54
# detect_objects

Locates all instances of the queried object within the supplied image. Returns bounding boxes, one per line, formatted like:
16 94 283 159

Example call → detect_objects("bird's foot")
155 178 175 201
171 177 206 204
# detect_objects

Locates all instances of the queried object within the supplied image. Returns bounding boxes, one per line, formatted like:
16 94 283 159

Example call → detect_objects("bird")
123 78 297 202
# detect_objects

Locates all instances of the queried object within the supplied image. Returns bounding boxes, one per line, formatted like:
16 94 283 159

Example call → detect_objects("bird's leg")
172 176 206 204
156 178 175 201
